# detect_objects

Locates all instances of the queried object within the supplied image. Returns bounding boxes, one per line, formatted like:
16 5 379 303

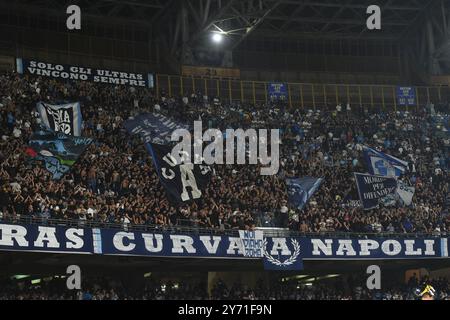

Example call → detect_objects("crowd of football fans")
0 274 448 300
0 71 449 234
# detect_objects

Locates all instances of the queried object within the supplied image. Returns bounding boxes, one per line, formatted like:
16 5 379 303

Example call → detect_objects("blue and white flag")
286 177 324 210
396 181 415 206
354 173 398 210
26 127 93 180
124 113 189 145
37 102 82 136
263 237 303 271
363 146 408 177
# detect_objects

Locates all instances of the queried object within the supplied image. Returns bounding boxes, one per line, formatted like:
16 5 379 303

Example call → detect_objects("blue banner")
0 223 93 254
16 58 154 88
26 128 93 180
286 177 324 210
354 173 398 210
363 146 408 177
98 228 246 258
0 223 448 267
397 86 416 106
124 113 189 144
302 237 448 259
268 83 288 101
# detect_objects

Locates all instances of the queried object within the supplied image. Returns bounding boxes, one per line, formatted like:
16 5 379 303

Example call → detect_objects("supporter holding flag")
354 173 398 210
36 102 83 136
363 146 408 177
146 143 212 204
396 181 415 207
286 177 324 210
26 127 93 180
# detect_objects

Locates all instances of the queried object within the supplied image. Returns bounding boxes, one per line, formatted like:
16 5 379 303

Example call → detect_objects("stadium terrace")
1 0 449 303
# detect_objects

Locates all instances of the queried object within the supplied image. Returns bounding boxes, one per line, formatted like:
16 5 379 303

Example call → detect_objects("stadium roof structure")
2 0 450 74
5 0 439 41
2 0 441 40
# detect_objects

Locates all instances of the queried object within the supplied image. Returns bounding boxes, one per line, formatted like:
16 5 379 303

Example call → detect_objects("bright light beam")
212 33 224 43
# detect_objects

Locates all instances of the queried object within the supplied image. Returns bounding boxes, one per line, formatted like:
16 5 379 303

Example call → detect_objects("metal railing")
155 74 448 110
0 215 446 239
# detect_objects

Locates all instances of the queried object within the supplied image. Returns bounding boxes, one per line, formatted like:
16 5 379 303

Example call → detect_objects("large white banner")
239 230 264 258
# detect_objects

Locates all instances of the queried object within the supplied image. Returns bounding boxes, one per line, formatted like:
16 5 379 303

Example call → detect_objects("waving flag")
363 146 408 177
37 102 82 136
27 128 93 179
396 181 415 206
286 177 324 210
354 173 398 210
146 143 211 203
124 113 189 145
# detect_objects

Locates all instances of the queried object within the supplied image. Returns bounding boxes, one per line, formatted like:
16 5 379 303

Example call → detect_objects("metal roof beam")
276 1 422 11
265 16 409 26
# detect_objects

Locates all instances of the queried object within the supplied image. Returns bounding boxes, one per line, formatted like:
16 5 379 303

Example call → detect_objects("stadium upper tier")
0 71 448 235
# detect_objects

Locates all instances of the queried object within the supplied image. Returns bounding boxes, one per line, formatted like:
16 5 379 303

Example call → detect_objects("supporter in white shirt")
12 128 21 138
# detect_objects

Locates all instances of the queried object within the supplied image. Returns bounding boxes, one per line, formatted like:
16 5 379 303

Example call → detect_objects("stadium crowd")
0 274 448 300
0 71 449 234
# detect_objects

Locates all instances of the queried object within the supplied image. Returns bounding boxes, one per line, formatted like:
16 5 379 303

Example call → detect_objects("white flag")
396 182 415 206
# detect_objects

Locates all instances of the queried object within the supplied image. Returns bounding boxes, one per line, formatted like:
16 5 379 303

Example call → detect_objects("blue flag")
286 177 324 210
354 173 398 210
363 146 408 177
124 113 189 144
26 128 93 180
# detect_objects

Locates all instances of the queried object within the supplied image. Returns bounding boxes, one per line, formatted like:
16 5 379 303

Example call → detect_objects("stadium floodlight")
212 33 224 43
